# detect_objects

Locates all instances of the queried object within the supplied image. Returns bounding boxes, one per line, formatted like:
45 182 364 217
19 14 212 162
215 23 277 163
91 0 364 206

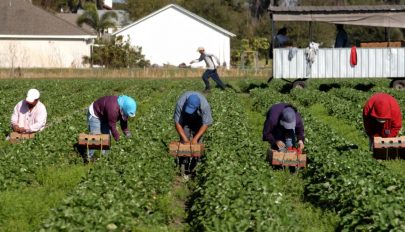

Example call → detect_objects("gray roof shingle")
0 0 93 36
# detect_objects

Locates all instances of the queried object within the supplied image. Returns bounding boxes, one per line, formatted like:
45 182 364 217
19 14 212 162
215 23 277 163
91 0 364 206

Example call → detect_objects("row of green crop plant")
0 80 150 191
0 80 108 134
292 79 405 134
302 109 405 231
289 88 365 134
250 87 405 231
325 86 405 134
289 85 405 138
0 110 87 191
188 90 327 231
41 86 186 231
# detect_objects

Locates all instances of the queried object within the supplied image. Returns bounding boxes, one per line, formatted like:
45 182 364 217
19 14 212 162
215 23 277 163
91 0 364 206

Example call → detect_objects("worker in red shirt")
363 93 402 149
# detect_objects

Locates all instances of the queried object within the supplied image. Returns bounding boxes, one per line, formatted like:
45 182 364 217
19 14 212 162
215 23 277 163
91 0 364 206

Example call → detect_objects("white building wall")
104 0 113 9
0 39 91 68
115 8 232 69
273 47 405 78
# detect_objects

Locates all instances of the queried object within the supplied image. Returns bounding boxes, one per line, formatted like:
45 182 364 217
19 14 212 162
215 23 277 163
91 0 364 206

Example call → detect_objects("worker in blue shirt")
173 91 213 174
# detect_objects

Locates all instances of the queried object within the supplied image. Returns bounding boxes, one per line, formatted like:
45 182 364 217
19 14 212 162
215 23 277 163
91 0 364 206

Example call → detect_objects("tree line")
34 0 405 67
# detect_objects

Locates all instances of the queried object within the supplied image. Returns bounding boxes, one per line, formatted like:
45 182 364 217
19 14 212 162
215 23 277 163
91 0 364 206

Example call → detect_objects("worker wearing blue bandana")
87 95 136 157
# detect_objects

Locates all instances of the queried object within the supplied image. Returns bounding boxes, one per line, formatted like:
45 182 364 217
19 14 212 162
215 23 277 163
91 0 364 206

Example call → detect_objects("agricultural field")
0 77 404 232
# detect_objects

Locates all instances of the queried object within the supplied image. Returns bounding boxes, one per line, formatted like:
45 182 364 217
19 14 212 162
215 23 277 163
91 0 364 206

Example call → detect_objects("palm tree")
76 3 117 37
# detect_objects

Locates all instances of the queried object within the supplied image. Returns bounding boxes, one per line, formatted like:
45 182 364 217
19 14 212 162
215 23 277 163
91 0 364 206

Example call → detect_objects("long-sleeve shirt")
11 100 47 132
363 93 402 138
262 103 305 148
174 91 213 126
92 96 128 141
192 53 220 70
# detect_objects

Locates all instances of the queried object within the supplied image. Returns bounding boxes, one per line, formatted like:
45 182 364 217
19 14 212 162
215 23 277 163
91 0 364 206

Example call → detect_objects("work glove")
124 131 132 138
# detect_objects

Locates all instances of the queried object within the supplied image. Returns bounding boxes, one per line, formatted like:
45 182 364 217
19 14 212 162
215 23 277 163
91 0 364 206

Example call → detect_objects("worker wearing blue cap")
174 91 212 174
174 91 213 144
86 95 136 158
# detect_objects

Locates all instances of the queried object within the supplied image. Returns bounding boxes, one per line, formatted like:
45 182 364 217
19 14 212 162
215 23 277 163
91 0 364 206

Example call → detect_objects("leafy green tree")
83 36 150 68
76 3 117 37
125 0 174 20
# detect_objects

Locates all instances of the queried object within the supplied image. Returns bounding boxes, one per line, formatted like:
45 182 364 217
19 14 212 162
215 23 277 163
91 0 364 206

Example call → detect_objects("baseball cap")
197 46 205 52
26 89 40 103
280 107 296 130
184 94 200 114
118 95 137 117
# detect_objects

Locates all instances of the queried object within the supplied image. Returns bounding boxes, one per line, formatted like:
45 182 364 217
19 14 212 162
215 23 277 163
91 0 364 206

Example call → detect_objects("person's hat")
197 46 205 52
26 89 40 103
184 94 200 114
118 95 137 117
280 107 296 130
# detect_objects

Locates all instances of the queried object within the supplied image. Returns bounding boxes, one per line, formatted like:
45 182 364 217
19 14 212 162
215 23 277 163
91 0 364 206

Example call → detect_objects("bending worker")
174 91 212 144
262 103 305 151
11 88 47 133
363 92 402 148
174 91 212 173
87 95 136 157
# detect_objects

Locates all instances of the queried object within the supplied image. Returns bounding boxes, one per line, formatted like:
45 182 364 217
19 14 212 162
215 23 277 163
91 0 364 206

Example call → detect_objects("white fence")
273 47 405 79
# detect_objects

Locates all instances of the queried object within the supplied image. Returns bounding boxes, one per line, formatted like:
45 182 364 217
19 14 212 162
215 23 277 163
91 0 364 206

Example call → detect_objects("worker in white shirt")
10 89 47 133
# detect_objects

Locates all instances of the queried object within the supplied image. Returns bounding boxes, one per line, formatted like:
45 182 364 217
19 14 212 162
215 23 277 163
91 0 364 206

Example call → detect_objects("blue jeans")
87 112 110 157
202 69 226 90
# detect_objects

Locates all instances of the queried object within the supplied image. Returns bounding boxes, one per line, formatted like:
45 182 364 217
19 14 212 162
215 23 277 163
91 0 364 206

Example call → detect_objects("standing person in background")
87 95 136 158
334 24 349 48
10 88 47 134
263 103 305 154
363 92 402 149
274 27 290 48
190 47 227 93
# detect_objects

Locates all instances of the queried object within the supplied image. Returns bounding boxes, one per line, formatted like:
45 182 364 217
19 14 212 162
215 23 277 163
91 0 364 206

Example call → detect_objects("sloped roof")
113 4 236 37
56 13 95 34
268 5 405 28
0 0 95 38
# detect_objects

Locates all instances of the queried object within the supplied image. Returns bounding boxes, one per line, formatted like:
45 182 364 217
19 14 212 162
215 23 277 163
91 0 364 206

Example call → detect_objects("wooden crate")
373 136 405 159
271 150 307 167
9 132 35 144
169 141 204 157
360 41 405 48
78 133 110 149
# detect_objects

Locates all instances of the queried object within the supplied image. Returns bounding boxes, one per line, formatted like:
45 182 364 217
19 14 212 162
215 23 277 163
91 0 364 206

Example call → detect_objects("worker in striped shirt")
190 46 227 93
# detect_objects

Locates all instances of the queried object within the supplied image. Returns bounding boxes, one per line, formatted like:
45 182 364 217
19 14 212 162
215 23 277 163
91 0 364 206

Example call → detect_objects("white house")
0 0 95 68
113 4 236 69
